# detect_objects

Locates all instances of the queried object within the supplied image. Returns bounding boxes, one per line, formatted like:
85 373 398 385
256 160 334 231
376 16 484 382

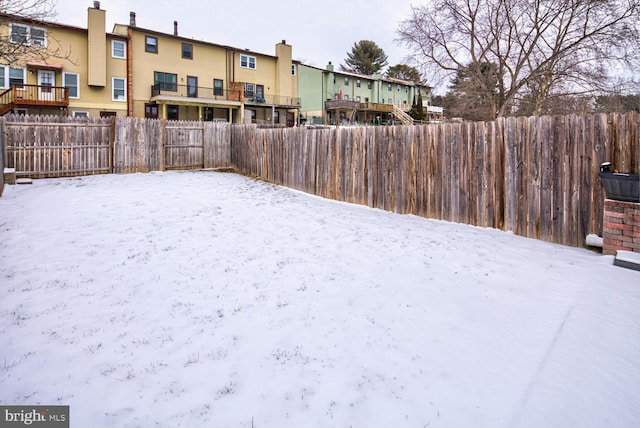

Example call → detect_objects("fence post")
161 119 166 171
109 116 116 173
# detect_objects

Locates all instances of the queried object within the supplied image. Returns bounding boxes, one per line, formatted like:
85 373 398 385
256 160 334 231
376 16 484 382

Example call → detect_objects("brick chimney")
174 21 178 36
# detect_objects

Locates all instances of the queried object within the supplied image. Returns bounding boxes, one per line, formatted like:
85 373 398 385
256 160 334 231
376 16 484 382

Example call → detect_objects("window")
244 83 255 98
405 87 409 93
344 77 349 86
167 105 179 120
112 40 126 59
30 27 46 47
274 111 280 123
112 77 126 101
73 111 89 118
388 83 392 91
63 72 79 98
291 64 296 76
10 24 28 44
398 85 402 92
154 72 177 91
145 36 158 53
256 85 264 99
240 54 256 70
356 79 361 88
187 76 197 98
344 95 349 101
334 94 339 100
9 67 25 86
388 98 392 104
367 81 372 89
0 66 5 88
333 75 336 84
356 96 361 102
182 43 193 59
10 23 46 47
100 111 116 118
145 103 159 119
214 79 224 96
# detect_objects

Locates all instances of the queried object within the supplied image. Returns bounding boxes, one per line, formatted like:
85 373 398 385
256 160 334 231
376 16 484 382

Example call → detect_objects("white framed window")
356 79 361 88
63 72 79 99
16 108 28 115
9 67 26 87
388 98 392 103
240 54 256 70
356 96 361 102
112 40 126 59
344 77 349 86
73 111 89 118
388 83 392 91
31 27 46 47
0 66 6 88
112 77 126 101
10 23 47 47
344 95 349 100
397 85 401 92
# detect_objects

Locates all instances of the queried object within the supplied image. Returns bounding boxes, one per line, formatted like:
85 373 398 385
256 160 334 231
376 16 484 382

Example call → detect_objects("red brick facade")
602 199 640 255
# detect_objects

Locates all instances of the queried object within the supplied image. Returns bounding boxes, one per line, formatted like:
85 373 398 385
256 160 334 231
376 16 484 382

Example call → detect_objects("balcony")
151 83 242 104
0 84 69 116
326 100 394 113
244 93 301 108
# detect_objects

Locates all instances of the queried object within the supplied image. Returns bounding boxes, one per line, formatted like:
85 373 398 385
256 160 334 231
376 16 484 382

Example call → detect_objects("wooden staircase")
392 104 414 125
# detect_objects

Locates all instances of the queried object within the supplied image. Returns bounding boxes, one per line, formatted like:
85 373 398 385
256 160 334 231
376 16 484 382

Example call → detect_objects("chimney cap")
129 11 136 27
93 1 100 8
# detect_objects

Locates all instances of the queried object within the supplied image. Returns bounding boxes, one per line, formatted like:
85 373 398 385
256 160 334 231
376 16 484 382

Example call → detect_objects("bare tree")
0 0 72 64
397 0 640 117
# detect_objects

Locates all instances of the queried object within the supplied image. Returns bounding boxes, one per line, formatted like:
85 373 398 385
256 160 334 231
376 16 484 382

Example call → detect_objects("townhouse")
298 62 436 125
0 2 300 125
0 2 440 125
0 4 127 117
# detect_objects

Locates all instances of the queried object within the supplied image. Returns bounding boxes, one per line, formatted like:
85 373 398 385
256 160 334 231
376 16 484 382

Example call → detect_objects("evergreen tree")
341 40 388 75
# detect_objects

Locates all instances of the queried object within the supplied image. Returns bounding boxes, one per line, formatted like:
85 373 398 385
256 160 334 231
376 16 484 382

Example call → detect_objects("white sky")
52 0 417 69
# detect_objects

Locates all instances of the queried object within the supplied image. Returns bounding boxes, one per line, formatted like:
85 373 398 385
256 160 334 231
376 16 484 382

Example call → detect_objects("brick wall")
603 199 640 255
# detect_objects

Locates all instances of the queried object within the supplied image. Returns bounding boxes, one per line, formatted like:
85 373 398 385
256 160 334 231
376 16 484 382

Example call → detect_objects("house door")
37 70 55 101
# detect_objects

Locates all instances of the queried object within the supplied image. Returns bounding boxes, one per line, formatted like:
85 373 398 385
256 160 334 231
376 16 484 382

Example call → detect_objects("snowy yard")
0 170 638 428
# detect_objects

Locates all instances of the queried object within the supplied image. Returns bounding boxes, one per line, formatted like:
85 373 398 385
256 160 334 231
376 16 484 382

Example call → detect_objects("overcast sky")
53 0 418 71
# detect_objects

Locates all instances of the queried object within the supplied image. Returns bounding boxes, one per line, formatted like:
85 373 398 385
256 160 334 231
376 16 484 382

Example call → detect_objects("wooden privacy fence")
111 118 231 173
2 112 638 248
3 115 112 177
231 112 639 248
1 115 232 176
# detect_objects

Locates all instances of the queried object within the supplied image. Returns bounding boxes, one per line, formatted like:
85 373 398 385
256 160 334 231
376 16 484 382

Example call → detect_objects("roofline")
117 24 280 59
0 12 127 39
299 63 423 86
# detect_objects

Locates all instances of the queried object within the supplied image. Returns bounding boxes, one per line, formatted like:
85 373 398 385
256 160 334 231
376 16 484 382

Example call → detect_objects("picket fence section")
1 112 638 248
231 113 639 247
3 115 112 177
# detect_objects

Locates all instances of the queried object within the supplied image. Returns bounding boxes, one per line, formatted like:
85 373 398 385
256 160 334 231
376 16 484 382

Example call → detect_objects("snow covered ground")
0 170 638 428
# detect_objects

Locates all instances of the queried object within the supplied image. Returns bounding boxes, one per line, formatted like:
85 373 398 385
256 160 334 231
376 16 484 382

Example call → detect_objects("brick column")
602 199 640 255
